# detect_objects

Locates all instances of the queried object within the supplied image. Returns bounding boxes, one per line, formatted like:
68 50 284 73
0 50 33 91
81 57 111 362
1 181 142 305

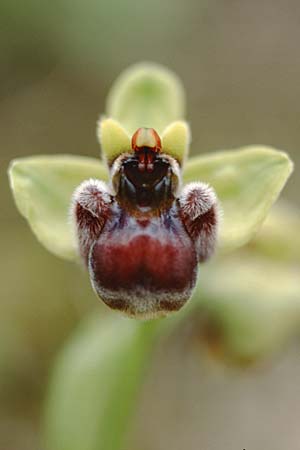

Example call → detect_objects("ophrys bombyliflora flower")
8 62 293 321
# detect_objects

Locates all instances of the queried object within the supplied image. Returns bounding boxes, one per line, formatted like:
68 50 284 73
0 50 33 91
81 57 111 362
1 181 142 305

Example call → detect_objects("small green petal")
161 120 190 165
184 146 293 252
44 315 166 450
8 155 108 260
106 62 186 134
98 118 131 166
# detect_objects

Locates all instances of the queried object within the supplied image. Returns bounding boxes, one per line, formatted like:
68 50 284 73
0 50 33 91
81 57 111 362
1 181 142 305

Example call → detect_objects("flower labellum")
72 120 219 319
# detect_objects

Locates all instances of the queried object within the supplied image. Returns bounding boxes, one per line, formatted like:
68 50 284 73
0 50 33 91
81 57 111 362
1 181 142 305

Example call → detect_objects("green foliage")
45 315 168 450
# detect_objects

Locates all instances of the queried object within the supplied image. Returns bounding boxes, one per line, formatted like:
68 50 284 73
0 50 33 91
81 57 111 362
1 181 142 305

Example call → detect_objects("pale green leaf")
106 62 186 134
8 155 108 260
44 315 167 450
184 146 293 252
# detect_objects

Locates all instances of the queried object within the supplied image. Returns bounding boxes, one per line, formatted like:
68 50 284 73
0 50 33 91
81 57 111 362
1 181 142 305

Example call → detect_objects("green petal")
98 118 131 166
161 120 190 165
184 146 293 252
106 62 186 134
196 257 300 364
8 155 108 260
44 315 167 450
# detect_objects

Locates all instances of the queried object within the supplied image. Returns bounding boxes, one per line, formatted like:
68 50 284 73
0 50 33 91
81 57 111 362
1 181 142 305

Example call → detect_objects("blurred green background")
1 1 300 449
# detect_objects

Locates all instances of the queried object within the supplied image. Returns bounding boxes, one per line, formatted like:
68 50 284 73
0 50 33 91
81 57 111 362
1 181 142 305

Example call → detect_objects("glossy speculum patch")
72 127 219 319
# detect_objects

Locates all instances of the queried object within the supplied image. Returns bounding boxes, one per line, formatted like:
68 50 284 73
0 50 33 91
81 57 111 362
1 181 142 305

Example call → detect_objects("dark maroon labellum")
89 203 198 318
